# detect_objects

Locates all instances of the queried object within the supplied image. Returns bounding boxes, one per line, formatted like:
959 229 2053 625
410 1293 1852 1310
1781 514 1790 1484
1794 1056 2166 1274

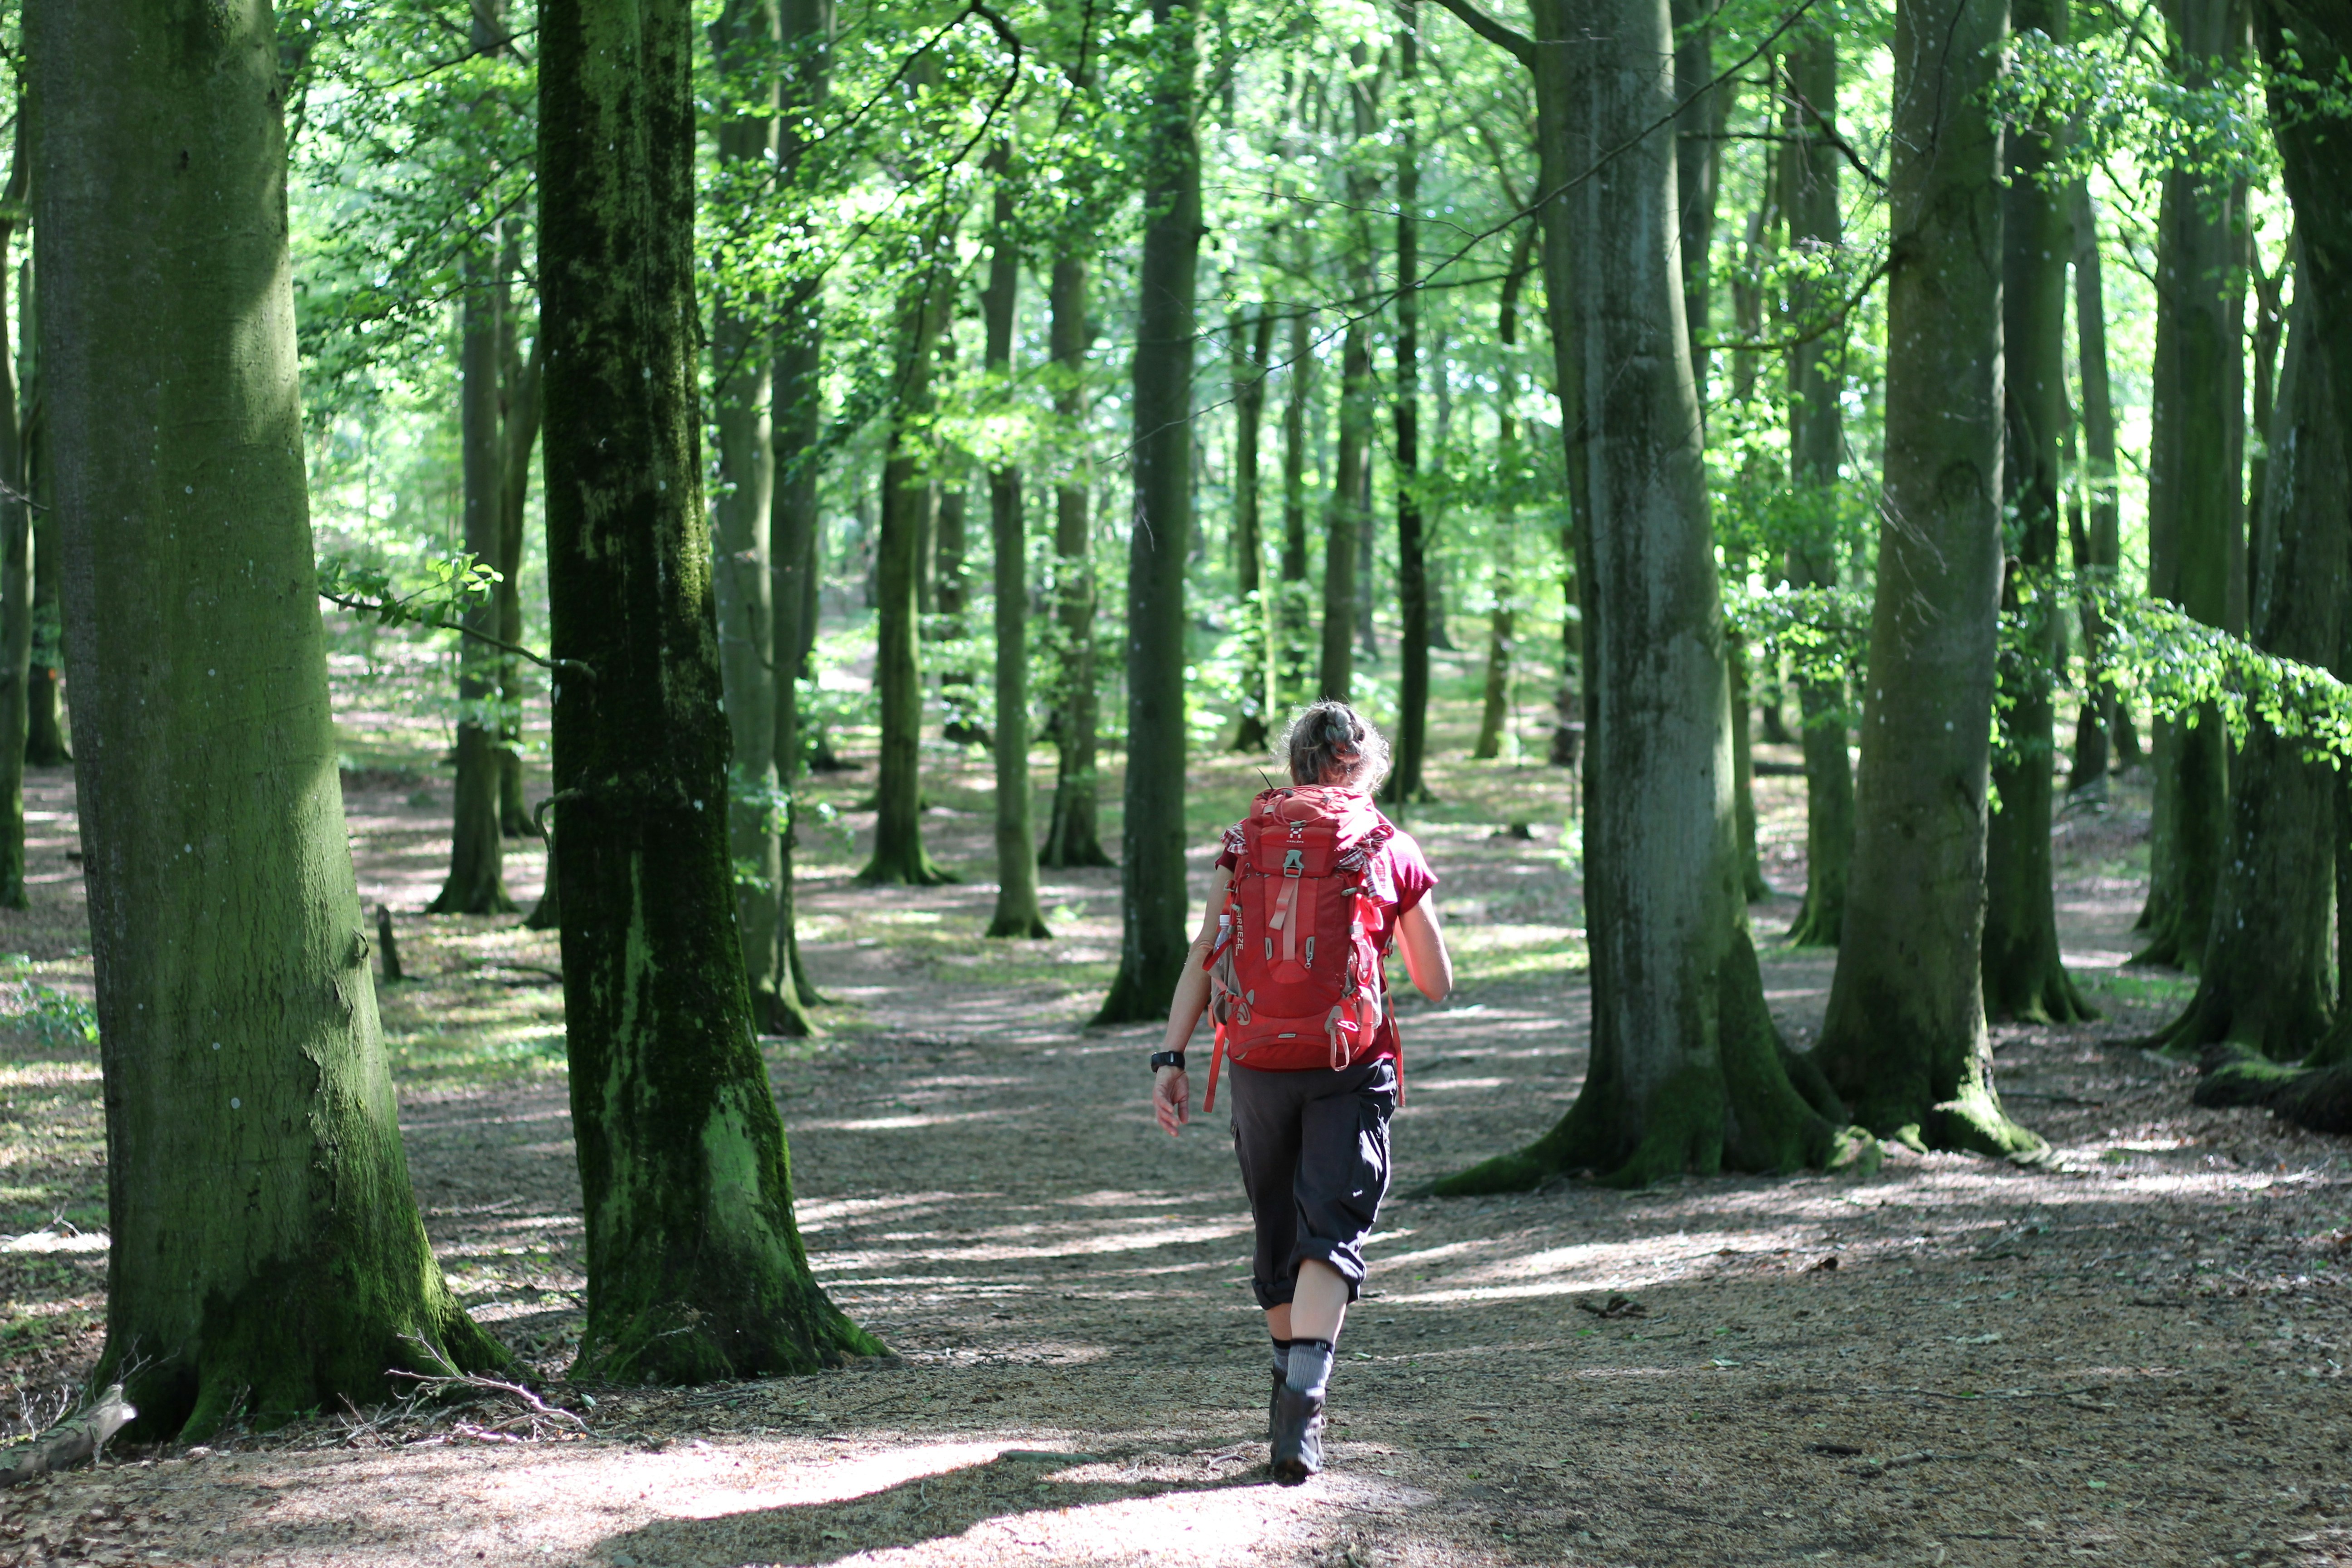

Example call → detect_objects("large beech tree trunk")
33 0 504 1438
429 240 517 916
2154 294 2345 1062
983 165 1049 940
539 0 877 1380
1433 0 1846 1193
1780 26 1853 948
709 0 795 1028
1040 253 1113 868
2135 0 2248 968
1810 0 2043 1158
1096 0 1200 1024
1982 0 2092 1023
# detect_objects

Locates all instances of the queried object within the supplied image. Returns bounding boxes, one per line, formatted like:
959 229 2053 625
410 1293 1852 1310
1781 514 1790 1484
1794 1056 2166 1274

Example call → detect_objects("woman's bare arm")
1152 866 1235 1135
1396 899 1453 1002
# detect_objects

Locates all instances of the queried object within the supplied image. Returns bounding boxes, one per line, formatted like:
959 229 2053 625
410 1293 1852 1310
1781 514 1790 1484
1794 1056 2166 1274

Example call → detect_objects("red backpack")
1202 785 1401 1111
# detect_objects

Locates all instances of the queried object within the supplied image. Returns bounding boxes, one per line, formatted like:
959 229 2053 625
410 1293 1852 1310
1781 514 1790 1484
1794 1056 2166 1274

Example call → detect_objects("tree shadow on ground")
593 1443 1271 1568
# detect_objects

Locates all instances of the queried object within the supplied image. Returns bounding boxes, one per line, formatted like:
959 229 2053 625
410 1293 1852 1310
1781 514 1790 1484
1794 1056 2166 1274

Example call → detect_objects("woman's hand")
1152 1066 1191 1136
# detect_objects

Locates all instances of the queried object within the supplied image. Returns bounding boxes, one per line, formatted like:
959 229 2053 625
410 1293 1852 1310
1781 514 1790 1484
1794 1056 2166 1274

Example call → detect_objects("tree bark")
1274 258 1314 717
983 161 1049 939
539 0 878 1379
33 0 505 1438
1810 0 2043 1158
1433 0 1845 1194
23 242 62 774
1229 311 1274 753
428 239 517 916
2134 0 2248 968
2152 292 2345 1062
1780 24 1852 948
1473 224 1539 762
0 121 30 912
494 221 533 839
1095 0 1200 1025
1387 4 1434 803
1040 252 1113 868
1982 0 2091 1023
1319 320 1371 701
710 0 795 1029
765 0 832 1024
2068 181 2132 786
860 262 952 886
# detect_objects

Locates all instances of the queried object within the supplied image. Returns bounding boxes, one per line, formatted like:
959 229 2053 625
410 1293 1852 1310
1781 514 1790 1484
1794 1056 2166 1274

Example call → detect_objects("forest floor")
0 659 2346 1566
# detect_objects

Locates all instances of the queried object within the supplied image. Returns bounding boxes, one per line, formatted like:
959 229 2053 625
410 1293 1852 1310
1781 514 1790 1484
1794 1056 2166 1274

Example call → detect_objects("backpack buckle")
1282 848 1305 876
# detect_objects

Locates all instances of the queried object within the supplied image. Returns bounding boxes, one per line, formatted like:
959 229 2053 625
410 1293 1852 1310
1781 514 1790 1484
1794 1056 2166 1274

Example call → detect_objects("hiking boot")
1269 1382 1325 1485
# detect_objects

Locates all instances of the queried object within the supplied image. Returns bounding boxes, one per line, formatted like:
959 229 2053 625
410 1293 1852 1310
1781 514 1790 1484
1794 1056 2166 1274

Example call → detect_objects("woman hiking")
1150 700 1454 1484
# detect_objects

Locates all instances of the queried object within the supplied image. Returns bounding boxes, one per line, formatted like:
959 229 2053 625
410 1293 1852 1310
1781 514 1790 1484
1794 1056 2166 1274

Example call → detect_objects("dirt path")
0 735 2347 1566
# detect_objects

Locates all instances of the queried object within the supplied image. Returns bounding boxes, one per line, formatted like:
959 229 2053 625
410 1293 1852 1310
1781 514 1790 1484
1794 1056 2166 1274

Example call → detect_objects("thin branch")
318 591 594 680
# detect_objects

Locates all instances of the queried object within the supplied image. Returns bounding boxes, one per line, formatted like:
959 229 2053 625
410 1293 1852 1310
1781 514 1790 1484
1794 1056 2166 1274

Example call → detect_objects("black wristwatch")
1150 1049 1187 1073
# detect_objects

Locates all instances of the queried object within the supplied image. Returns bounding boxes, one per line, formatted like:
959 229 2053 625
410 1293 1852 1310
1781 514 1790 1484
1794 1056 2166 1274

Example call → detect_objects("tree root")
0 1386 133 1487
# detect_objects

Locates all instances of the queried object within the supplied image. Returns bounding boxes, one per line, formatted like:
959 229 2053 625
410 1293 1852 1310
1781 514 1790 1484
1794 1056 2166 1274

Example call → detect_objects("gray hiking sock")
1285 1338 1334 1399
1270 1336 1295 1377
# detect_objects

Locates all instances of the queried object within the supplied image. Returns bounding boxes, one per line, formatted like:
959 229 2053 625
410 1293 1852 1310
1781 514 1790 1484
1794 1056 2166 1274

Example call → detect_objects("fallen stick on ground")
0 1384 135 1487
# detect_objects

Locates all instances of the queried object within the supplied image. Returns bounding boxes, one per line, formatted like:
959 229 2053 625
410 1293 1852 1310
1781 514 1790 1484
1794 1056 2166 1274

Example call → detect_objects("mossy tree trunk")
1780 25 1852 948
2134 0 2247 968
709 0 796 1029
428 240 517 916
1809 0 2043 1159
1983 0 2092 1024
1095 0 1199 1026
1387 5 1434 804
1039 252 1113 869
982 162 1049 940
860 260 953 887
494 220 536 839
1228 311 1274 754
33 0 505 1438
1473 225 1539 763
1431 0 1846 1194
2152 294 2346 1062
539 0 878 1379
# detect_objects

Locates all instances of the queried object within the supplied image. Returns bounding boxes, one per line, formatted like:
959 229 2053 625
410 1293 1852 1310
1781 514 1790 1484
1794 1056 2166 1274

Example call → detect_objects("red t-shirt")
1217 818 1437 1059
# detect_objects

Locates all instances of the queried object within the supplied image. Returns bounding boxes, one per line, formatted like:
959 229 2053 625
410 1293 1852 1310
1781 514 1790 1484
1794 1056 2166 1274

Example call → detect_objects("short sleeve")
1382 830 1437 916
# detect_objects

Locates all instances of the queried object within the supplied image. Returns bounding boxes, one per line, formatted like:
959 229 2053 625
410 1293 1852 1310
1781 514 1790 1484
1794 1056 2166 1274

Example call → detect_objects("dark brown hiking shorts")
1226 1054 1397 1309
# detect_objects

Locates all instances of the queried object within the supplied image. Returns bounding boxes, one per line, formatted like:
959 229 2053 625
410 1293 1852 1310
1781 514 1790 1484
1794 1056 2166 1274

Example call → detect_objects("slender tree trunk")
1228 311 1274 753
1387 4 1434 803
1095 0 1200 1025
936 415 987 746
765 0 832 1024
1474 225 1539 763
539 0 878 1379
1983 0 2092 1023
428 240 517 915
983 161 1049 939
1274 264 1314 718
33 0 504 1437
0 125 29 912
1319 320 1371 701
22 240 61 775
1726 138 1774 904
2135 0 2248 968
2152 292 2345 1061
710 0 794 1028
2069 181 2129 786
1781 25 1852 948
1810 0 2042 1158
494 222 532 838
1435 0 1846 1194
1040 252 1113 868
860 261 953 886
